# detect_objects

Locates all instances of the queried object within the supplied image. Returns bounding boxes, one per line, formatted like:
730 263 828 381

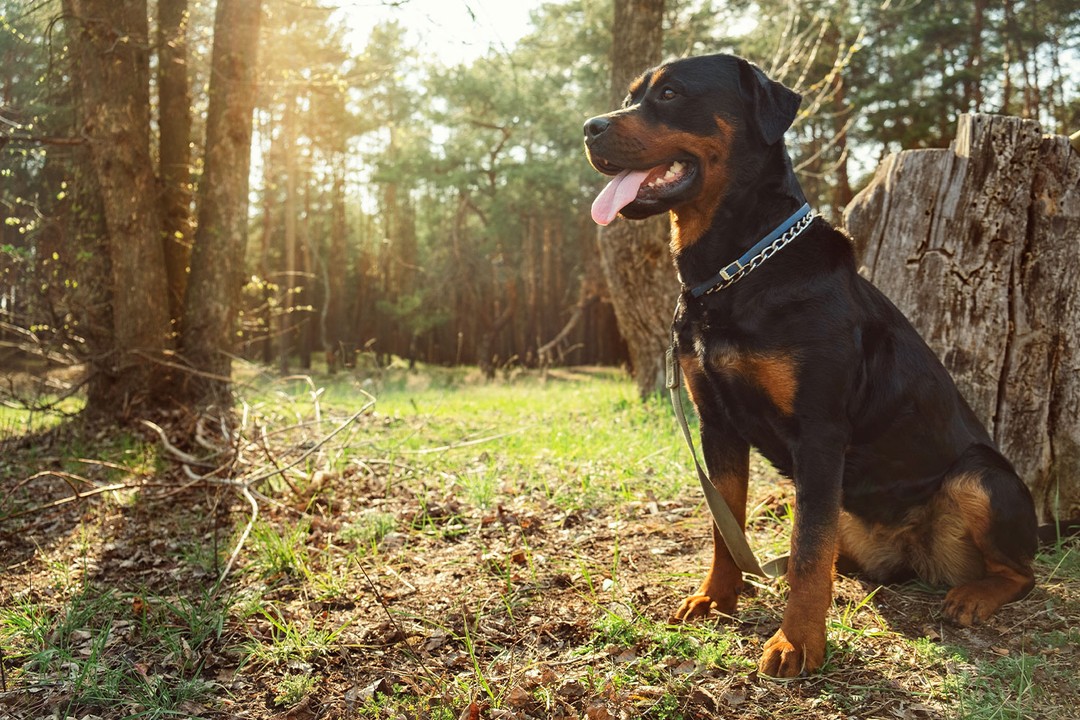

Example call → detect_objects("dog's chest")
679 315 798 417
677 316 799 475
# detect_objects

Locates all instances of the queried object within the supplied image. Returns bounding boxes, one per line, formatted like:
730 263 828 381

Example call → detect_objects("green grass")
0 584 224 718
246 517 313 578
245 365 690 513
0 394 84 440
242 605 348 667
587 597 750 694
274 672 316 707
340 510 397 553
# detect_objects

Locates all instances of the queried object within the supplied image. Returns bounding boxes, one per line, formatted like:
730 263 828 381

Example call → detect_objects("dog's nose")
584 116 610 140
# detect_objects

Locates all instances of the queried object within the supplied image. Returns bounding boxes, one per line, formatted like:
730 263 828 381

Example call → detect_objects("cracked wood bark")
597 0 677 398
844 113 1080 522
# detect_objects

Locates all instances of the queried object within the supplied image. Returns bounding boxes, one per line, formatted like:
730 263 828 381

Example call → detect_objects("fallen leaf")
360 678 391 702
558 680 586 700
723 688 747 707
505 685 531 707
585 705 612 720
423 631 450 651
672 659 697 675
131 596 147 617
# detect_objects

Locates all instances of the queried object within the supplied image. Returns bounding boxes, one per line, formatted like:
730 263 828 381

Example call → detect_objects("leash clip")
665 346 680 390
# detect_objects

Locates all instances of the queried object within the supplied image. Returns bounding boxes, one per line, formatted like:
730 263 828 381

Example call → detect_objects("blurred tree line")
1 0 1077 416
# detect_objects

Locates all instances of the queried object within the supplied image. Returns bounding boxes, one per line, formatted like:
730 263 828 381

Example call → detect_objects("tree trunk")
324 159 347 372
279 92 297 375
257 107 276 366
64 124 113 404
66 0 172 416
844 113 1080 522
478 282 517 380
158 0 193 331
182 0 262 408
597 0 677 398
299 177 314 371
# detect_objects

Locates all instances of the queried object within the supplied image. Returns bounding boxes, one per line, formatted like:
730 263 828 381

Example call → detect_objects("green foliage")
274 673 316 707
244 605 346 666
340 510 398 553
5 0 1077 378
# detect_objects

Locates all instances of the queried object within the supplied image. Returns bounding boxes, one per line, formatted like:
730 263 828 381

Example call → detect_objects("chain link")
700 211 816 296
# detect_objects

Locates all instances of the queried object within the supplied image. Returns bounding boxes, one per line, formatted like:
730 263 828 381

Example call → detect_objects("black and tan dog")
583 54 1038 678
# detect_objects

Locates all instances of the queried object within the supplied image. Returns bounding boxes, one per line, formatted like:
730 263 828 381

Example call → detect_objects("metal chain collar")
697 210 816 296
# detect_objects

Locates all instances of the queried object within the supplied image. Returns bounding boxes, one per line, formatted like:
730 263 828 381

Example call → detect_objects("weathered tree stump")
844 113 1080 522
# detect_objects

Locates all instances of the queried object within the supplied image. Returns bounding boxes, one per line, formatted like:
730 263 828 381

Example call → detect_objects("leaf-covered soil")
1 368 1078 719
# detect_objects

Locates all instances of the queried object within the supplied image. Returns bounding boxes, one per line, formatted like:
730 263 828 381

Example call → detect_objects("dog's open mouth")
590 159 695 226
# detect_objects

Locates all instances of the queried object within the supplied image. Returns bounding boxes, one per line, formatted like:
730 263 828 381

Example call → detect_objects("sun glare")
338 0 540 66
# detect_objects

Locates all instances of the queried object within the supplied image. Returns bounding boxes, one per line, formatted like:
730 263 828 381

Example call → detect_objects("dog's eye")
659 87 677 101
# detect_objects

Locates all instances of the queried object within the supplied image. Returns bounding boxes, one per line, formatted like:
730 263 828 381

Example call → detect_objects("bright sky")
337 0 542 66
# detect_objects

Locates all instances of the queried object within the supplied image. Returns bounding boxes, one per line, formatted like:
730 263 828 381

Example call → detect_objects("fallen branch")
399 425 533 456
1 481 133 522
537 295 596 366
216 484 259 595
141 419 220 467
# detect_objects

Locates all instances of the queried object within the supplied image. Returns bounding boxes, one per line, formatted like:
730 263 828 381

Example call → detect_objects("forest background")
1 0 1078 415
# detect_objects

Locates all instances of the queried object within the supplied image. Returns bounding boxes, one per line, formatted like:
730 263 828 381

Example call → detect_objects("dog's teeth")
671 161 683 173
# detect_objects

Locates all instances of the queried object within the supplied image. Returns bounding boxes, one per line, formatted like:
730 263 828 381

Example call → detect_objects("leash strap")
666 205 815 578
667 337 788 579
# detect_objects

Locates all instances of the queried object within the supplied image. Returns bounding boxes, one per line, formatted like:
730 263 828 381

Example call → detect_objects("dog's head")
583 54 801 228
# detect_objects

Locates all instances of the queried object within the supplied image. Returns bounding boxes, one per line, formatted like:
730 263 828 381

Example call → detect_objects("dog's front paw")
670 585 739 622
670 593 716 622
758 627 825 678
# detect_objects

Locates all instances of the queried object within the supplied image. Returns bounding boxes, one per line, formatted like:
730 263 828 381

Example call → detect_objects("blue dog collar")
687 203 814 298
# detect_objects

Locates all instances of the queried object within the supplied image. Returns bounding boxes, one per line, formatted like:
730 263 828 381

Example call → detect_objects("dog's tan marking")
751 354 798 416
670 116 735 252
677 353 705 407
627 72 648 100
943 558 1035 626
838 470 1038 621
838 473 990 587
671 487 747 622
707 348 798 416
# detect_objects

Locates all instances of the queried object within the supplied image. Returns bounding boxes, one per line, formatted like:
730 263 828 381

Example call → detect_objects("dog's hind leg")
921 445 1037 626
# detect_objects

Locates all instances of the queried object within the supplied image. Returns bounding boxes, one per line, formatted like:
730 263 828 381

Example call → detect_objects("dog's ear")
737 59 802 145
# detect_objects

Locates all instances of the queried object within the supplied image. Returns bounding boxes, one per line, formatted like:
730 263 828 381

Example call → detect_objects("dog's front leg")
758 425 845 678
671 413 751 622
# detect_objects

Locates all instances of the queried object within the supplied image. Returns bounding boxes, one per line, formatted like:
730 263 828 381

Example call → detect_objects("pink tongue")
591 169 651 226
